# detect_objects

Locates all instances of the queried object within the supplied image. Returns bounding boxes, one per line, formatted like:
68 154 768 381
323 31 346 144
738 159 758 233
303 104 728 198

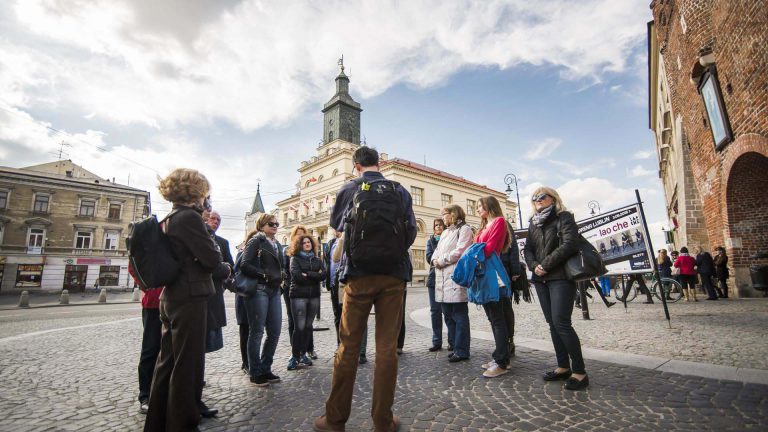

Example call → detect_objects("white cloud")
1 0 649 131
632 150 654 159
628 164 655 177
524 137 562 161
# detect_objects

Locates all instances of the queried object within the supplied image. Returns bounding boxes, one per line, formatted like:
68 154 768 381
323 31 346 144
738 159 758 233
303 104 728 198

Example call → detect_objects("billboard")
513 204 653 276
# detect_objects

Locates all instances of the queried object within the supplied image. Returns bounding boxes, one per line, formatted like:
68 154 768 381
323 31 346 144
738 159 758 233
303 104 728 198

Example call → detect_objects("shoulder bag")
233 238 266 296
557 216 608 281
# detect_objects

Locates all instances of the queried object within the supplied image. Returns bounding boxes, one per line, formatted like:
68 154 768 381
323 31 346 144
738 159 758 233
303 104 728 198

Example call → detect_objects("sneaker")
481 359 497 370
309 350 319 360
359 354 368 365
483 364 509 378
287 357 299 371
139 401 149 414
300 354 313 366
263 372 281 383
250 375 269 387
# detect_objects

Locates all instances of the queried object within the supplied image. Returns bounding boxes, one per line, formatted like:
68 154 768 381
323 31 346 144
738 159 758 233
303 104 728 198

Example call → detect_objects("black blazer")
240 232 284 291
290 253 326 298
161 206 221 303
523 211 579 282
207 233 233 330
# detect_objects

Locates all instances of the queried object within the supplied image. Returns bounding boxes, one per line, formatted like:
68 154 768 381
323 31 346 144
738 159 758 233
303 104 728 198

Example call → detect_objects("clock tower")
322 58 362 145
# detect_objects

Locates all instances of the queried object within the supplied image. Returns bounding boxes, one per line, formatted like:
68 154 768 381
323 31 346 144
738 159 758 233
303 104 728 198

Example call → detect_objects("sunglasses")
266 222 280 228
532 194 550 203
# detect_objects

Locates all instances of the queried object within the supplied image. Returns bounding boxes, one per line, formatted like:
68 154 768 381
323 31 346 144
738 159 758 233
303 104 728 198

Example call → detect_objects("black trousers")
482 300 510 368
534 280 585 374
138 308 162 403
501 296 515 347
397 291 407 349
239 324 249 368
283 288 314 351
330 285 342 345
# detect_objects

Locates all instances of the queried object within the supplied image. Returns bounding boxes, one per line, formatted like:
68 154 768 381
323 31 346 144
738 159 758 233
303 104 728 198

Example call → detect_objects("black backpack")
344 178 408 274
126 211 180 289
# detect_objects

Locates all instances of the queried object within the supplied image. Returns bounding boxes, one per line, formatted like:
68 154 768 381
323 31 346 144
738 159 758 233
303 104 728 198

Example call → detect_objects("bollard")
60 289 70 305
98 288 107 303
18 291 30 308
132 287 141 302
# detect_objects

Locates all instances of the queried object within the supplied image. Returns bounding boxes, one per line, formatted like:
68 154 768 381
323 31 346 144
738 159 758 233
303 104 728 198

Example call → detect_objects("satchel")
557 217 608 281
233 240 266 297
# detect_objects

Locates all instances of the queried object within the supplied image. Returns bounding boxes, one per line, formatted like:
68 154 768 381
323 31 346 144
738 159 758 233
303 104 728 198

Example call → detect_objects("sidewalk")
0 290 138 310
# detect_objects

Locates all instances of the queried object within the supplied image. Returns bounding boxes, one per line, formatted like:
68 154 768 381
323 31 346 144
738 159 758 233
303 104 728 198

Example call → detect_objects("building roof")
380 157 510 198
249 184 265 214
0 161 148 194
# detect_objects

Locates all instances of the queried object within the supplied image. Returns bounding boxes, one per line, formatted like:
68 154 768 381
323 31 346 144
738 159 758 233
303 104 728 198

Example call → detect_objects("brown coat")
160 205 221 303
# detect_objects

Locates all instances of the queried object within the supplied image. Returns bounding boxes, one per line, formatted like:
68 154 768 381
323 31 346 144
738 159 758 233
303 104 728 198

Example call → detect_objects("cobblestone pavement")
1 290 767 431
462 291 768 370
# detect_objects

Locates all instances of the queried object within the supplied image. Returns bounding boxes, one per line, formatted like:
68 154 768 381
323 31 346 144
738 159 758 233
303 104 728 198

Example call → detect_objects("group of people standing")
658 245 730 301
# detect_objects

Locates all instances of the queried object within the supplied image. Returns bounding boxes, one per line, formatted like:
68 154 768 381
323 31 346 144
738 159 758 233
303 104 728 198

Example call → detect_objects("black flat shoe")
198 402 218 418
543 370 572 381
564 375 589 391
428 346 442 352
447 345 454 351
448 354 469 363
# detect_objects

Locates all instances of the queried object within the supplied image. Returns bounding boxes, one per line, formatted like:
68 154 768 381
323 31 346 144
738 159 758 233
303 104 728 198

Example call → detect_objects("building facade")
0 160 150 292
269 63 517 284
648 0 768 296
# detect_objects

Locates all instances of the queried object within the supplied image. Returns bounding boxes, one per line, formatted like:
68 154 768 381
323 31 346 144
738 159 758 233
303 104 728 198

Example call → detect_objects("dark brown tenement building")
648 0 767 296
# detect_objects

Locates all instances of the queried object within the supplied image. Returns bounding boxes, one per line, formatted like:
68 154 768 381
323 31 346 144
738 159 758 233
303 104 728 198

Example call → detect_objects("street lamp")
504 174 524 229
588 200 601 216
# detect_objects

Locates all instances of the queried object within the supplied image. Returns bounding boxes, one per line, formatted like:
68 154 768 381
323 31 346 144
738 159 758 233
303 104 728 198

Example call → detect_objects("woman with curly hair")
287 235 325 370
282 225 316 359
144 168 225 432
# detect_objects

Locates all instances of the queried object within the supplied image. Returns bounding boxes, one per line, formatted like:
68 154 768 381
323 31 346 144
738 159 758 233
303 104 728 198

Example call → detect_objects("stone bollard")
98 288 107 303
18 291 30 308
60 289 70 305
132 287 140 302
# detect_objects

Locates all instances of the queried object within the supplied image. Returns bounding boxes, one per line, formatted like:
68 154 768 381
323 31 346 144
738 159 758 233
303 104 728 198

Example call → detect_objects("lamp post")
588 200 601 216
504 174 524 229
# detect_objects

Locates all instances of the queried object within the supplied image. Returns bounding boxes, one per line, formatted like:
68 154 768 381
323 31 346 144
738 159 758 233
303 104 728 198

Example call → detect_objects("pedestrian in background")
714 246 729 298
325 230 342 343
287 235 325 370
144 168 221 432
524 187 589 391
234 239 251 375
283 225 316 359
131 263 162 415
694 246 718 300
432 205 473 362
657 249 673 299
673 246 697 302
425 218 446 352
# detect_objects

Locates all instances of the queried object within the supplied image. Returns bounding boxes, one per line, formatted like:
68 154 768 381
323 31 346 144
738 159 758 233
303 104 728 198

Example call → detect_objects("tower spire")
323 58 362 145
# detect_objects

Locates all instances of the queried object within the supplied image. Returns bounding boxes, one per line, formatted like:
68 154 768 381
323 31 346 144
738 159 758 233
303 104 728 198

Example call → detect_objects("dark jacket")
523 211 579 282
714 254 729 279
500 221 522 278
324 237 338 289
426 235 439 289
161 205 221 303
329 171 417 281
696 252 715 275
659 255 673 278
207 233 233 330
289 253 326 298
240 232 284 292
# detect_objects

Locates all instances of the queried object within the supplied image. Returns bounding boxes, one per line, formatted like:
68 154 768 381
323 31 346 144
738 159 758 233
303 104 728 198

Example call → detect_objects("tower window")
329 131 334 141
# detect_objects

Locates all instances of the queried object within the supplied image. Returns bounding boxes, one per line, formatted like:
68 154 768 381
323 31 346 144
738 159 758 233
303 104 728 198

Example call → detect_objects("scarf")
299 251 315 259
531 205 554 227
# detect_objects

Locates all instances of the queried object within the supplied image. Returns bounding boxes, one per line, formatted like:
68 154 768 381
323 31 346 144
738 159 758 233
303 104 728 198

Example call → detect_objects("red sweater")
128 262 164 309
475 217 506 258
673 254 696 276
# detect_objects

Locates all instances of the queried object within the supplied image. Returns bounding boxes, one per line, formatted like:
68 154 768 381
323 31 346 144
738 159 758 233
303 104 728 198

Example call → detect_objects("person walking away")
131 263 162 415
523 187 589 391
287 235 325 370
144 169 222 432
714 246 729 298
598 276 611 297
673 247 697 301
425 218 446 352
658 249 673 299
695 246 718 300
315 146 416 432
432 205 473 362
240 214 285 387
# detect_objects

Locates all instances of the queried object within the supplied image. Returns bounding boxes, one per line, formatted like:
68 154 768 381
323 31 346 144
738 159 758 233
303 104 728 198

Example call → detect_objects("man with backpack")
314 146 417 432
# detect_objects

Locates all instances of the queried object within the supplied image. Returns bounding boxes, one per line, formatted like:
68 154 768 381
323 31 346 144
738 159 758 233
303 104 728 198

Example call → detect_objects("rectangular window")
411 187 424 207
318 200 324 212
104 231 119 250
283 213 289 225
412 249 426 271
0 190 7 209
16 264 43 288
98 265 120 286
108 203 122 219
467 199 476 216
33 194 49 213
75 231 93 249
441 193 452 208
79 199 96 217
27 228 45 248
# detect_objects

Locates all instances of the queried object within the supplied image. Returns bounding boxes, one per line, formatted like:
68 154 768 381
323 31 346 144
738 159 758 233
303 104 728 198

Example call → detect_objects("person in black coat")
144 169 222 432
713 246 729 298
282 225 316 358
695 246 718 300
287 235 326 370
523 186 588 391
425 218 446 351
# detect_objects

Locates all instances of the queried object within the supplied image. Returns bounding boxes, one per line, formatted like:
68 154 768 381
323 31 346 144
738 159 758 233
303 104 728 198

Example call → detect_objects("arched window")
282 236 288 246
317 175 324 183
332 169 339 177
305 180 311 188
329 131 334 141
416 219 425 234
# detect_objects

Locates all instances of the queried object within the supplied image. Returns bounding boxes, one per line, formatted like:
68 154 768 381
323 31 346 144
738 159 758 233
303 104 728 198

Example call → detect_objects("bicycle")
613 273 684 303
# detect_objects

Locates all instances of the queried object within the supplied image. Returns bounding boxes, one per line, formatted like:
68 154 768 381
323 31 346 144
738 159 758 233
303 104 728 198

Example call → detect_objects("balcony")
0 244 127 257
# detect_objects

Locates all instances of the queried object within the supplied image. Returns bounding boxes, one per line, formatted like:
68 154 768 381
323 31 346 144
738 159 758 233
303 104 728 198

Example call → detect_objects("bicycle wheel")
614 277 637 302
655 277 683 303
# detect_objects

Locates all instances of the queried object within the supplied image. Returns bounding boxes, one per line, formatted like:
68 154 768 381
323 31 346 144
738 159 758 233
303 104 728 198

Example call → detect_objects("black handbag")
233 240 266 296
557 218 608 281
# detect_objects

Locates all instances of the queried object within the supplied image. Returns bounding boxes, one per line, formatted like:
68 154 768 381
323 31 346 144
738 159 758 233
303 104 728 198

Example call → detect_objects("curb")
410 306 768 386
0 300 138 311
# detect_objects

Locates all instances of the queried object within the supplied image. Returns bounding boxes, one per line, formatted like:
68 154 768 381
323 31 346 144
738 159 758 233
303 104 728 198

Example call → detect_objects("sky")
0 0 670 249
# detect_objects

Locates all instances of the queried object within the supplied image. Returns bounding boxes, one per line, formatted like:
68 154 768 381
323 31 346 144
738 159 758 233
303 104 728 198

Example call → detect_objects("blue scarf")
299 251 315 259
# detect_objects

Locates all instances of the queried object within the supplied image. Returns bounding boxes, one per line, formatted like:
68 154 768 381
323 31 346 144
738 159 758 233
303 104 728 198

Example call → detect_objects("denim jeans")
440 302 470 358
482 300 509 368
244 289 282 377
290 297 320 358
427 286 443 347
534 280 586 374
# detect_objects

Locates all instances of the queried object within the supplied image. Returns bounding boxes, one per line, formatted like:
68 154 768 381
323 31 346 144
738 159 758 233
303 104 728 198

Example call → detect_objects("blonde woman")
523 187 588 390
432 204 474 362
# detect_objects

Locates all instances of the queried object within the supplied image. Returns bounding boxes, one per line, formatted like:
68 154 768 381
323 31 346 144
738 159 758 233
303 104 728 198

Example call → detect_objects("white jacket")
433 222 474 303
